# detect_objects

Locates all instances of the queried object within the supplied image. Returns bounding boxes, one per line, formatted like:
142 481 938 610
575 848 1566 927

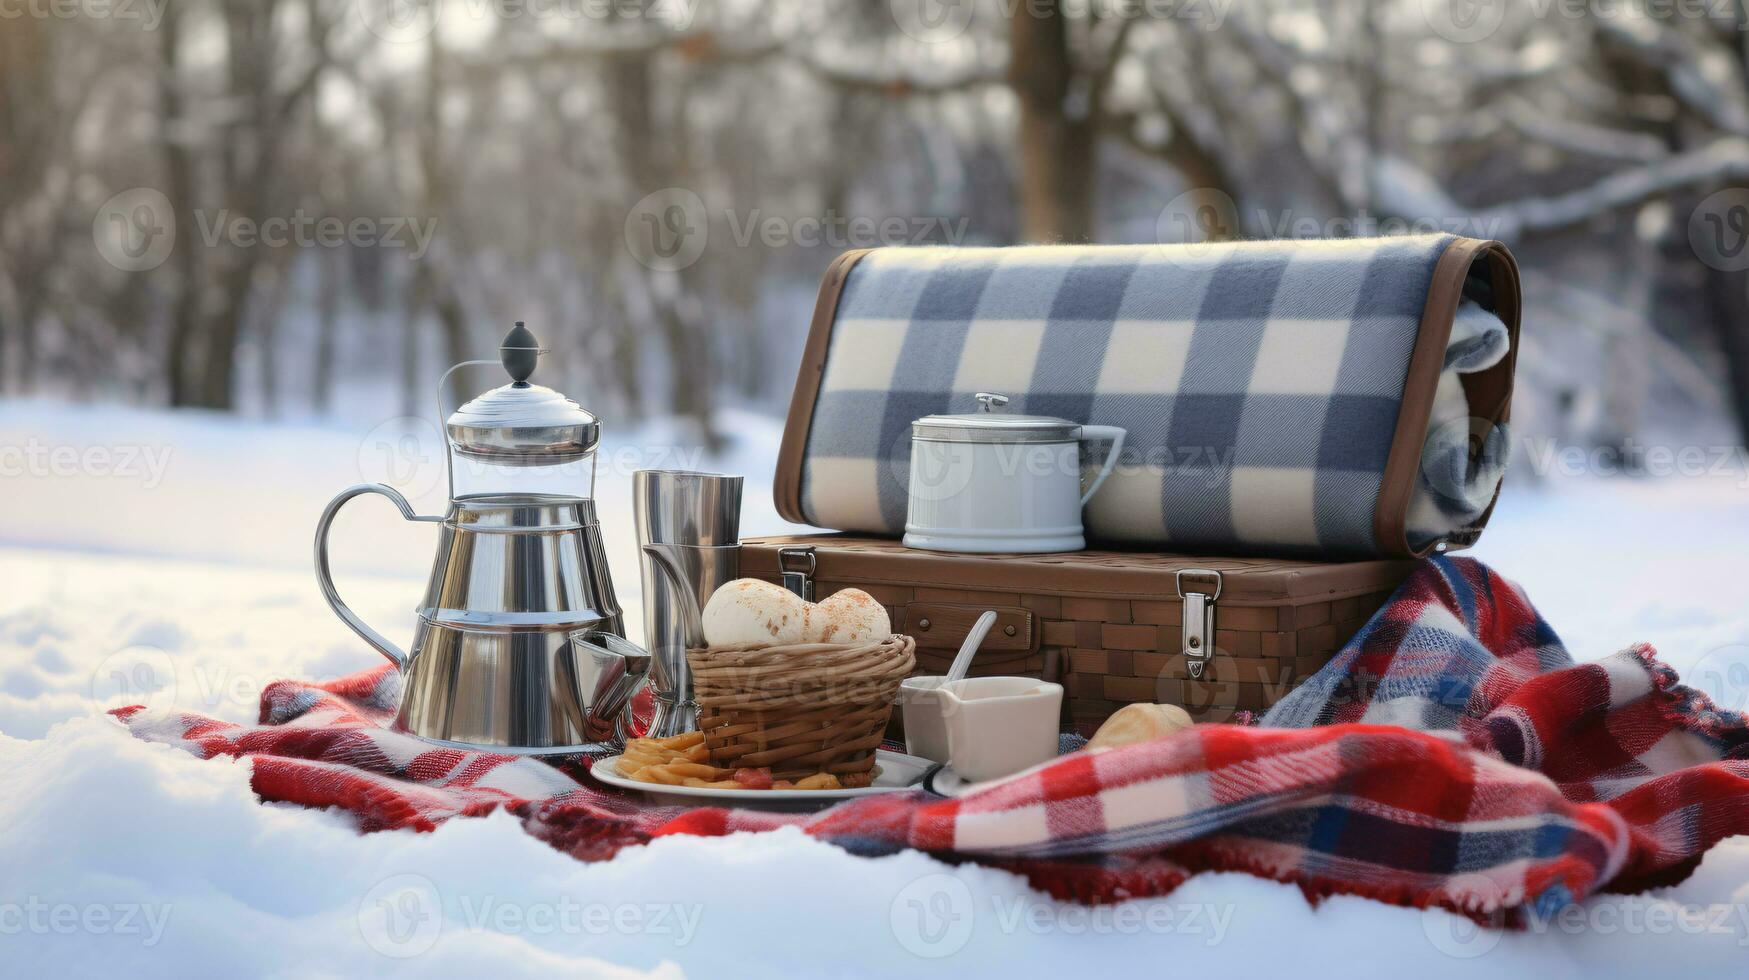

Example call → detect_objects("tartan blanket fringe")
114 556 1749 925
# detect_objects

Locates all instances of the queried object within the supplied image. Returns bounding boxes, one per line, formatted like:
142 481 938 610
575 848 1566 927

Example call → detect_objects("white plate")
592 749 939 810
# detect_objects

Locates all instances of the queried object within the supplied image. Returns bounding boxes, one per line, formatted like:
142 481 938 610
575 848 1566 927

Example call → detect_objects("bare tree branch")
1594 18 1749 138
1376 137 1749 240
1498 96 1669 164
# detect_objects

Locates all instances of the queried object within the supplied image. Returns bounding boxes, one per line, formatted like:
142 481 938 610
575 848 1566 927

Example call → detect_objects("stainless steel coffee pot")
314 324 647 753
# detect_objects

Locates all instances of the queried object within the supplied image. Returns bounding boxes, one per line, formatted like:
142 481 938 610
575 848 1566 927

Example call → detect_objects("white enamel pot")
903 392 1126 554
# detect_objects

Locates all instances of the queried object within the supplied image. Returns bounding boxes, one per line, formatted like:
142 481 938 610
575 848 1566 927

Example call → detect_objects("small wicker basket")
686 635 916 781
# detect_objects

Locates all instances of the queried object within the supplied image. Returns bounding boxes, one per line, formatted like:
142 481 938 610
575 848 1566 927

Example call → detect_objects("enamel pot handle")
1078 425 1127 506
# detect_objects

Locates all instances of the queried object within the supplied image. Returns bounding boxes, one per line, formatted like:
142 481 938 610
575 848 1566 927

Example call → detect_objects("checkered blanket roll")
780 235 1521 558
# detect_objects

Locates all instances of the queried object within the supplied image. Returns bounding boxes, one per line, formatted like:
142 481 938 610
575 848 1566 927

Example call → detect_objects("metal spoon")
944 611 1000 684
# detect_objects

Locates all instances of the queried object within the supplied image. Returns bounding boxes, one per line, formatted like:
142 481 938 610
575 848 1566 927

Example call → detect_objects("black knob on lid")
501 321 540 385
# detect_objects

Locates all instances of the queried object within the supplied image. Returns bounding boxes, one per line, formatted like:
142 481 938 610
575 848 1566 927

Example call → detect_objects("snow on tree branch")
1376 138 1749 241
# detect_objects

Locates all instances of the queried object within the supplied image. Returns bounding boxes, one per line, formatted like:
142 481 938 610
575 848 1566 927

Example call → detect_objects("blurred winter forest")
2 0 1748 454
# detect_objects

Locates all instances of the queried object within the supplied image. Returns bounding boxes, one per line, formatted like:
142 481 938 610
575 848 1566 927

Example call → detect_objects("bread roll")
805 589 891 644
699 580 894 648
701 579 808 647
1086 703 1194 751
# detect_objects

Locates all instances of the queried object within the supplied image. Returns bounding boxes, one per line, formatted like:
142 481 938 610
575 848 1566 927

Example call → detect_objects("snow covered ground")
2 399 1748 978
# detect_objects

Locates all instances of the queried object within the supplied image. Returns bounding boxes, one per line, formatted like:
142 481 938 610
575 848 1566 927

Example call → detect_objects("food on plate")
1086 702 1194 750
611 732 876 791
700 579 893 647
701 579 808 647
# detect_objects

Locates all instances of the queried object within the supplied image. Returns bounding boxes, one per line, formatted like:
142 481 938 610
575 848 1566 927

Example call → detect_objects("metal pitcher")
313 324 647 753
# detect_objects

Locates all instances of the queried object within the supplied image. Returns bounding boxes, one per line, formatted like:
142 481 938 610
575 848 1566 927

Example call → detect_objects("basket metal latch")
1176 569 1222 681
777 546 817 602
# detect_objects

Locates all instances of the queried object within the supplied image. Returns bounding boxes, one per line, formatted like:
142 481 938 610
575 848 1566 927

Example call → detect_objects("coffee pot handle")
314 484 442 670
641 544 708 647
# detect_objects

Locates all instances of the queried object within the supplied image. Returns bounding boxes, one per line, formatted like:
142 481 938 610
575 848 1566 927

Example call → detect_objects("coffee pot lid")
445 323 600 465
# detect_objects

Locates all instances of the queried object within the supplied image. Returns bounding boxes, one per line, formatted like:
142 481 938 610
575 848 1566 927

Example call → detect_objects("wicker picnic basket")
685 636 916 781
739 538 1416 727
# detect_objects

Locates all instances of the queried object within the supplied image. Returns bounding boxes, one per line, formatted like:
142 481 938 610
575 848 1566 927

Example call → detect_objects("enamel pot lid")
910 392 1081 443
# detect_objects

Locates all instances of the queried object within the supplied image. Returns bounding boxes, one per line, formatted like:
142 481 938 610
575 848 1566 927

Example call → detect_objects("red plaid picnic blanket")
114 557 1749 923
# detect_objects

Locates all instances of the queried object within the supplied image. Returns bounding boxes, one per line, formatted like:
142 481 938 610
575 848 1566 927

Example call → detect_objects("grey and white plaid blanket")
795 236 1511 557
